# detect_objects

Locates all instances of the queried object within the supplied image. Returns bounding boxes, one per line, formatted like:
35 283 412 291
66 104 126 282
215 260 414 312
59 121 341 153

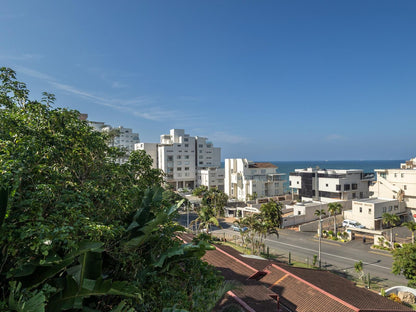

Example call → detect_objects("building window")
261 169 266 174
185 155 189 159
344 184 350 191
177 167 182 171
401 173 404 178
177 155 181 159
394 205 398 210
368 208 371 214
198 144 203 148
185 144 189 147
167 156 173 161
352 183 358 190
297 181 300 184
359 207 362 213
389 206 392 211
336 185 341 191
404 185 407 190
199 155 203 159
352 193 356 199
289 181 292 186
177 161 182 165
185 167 189 171
394 173 397 178
199 161 203 165
360 192 363 198
326 184 328 187
383 207 387 212
298 211 301 215
184 138 188 142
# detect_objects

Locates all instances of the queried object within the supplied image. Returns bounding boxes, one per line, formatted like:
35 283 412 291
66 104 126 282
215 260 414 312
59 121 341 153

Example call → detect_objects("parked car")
231 224 248 232
342 219 365 229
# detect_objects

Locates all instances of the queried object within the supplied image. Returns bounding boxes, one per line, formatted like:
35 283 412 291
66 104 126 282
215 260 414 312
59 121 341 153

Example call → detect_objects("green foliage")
259 200 282 238
392 243 416 287
0 68 226 311
327 202 342 235
192 185 208 197
201 188 228 217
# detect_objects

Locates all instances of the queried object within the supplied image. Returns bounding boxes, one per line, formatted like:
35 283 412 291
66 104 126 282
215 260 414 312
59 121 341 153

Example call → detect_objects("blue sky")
1 1 415 161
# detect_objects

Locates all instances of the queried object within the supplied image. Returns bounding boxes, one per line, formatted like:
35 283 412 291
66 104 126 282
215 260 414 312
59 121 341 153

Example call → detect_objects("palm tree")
382 213 400 248
190 206 220 233
327 202 342 236
403 221 416 244
315 209 326 267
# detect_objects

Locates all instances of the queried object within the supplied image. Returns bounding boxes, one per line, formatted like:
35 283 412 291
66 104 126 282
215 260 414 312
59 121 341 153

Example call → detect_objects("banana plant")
7 241 140 311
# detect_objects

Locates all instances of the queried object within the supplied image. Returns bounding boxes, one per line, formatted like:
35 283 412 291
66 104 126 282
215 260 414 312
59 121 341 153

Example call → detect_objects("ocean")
222 160 405 192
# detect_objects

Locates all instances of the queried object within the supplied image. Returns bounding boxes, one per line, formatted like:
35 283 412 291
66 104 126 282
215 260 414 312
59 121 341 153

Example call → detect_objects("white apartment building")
371 156 416 219
136 129 222 190
343 198 406 230
197 168 225 191
289 168 374 201
87 117 140 164
135 143 158 168
195 136 221 168
224 158 285 202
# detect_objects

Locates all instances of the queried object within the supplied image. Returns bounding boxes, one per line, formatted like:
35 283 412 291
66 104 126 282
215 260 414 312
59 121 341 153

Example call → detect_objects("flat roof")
353 197 397 204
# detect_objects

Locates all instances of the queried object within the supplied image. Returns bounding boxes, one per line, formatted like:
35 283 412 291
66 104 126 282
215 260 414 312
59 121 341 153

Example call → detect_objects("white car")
342 219 365 229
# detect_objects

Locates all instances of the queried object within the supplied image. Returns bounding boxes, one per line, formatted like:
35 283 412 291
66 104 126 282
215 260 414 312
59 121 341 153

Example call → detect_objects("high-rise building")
136 129 223 190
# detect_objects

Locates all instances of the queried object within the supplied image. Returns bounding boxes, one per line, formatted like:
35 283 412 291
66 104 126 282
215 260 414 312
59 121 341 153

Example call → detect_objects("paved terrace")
180 233 413 312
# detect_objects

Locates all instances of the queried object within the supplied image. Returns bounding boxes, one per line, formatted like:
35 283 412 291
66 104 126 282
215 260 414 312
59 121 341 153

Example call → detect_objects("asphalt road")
177 211 408 289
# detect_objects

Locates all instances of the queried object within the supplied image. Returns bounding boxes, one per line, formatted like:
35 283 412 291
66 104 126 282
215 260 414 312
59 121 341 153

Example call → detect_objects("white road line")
264 238 391 271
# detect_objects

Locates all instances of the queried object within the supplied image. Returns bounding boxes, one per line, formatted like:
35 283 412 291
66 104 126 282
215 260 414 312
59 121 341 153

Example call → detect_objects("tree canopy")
0 67 224 311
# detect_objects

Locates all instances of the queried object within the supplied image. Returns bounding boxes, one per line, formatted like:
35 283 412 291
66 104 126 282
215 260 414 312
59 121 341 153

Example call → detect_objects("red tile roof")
180 233 412 312
248 162 278 169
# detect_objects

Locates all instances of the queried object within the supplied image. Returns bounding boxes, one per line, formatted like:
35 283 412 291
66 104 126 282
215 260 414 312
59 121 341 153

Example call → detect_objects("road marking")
264 238 391 271
312 239 342 247
369 250 392 257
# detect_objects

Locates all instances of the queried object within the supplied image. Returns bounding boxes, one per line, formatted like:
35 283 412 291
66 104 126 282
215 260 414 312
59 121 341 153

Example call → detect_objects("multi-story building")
289 168 374 201
371 156 416 219
197 167 225 191
224 158 285 201
195 136 221 168
136 129 222 190
87 116 140 164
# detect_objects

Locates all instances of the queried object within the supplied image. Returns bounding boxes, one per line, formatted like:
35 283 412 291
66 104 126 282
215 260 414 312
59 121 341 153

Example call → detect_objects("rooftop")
249 162 277 169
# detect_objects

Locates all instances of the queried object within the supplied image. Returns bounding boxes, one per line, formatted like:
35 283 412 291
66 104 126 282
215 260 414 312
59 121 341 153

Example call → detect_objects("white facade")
289 168 373 201
195 136 221 168
135 143 158 168
343 198 406 230
224 158 285 202
136 129 222 190
371 157 416 220
197 168 225 191
88 119 140 164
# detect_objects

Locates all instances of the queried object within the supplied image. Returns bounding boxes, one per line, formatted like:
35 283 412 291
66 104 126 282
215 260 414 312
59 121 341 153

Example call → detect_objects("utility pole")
318 211 322 268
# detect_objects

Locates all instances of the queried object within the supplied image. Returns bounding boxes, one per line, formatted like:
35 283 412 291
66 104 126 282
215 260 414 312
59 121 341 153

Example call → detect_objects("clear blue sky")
1 1 415 161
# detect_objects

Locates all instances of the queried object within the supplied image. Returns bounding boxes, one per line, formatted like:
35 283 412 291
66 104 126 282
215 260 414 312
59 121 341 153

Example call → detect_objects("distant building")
197 167 225 191
136 129 222 190
224 158 285 202
86 116 140 164
371 156 416 220
289 168 374 201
